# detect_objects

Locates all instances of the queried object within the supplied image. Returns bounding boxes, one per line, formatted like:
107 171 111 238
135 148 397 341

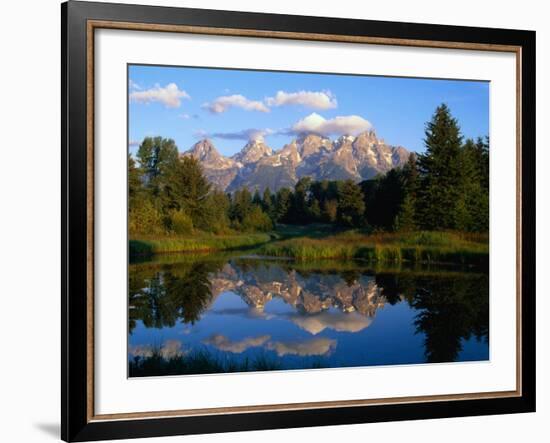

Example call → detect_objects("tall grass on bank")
260 231 488 266
129 233 272 256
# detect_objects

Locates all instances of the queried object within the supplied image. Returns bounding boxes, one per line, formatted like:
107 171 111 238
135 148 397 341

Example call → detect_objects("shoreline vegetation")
129 347 326 377
129 104 489 267
130 226 488 267
129 232 272 256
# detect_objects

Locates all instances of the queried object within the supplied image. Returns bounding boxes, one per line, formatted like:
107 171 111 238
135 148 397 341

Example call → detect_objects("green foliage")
136 136 179 199
337 180 365 227
165 210 194 235
128 154 143 207
129 198 164 236
274 187 292 222
322 199 338 223
162 156 212 227
415 104 489 232
457 138 489 232
395 194 416 232
262 187 275 219
241 206 273 232
229 187 253 226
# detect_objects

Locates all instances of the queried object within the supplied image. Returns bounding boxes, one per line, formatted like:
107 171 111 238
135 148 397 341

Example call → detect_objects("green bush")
241 206 273 232
129 199 164 236
166 210 194 235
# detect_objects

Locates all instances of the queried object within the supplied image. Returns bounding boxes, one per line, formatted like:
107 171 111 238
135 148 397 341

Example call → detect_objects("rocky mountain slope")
182 130 410 192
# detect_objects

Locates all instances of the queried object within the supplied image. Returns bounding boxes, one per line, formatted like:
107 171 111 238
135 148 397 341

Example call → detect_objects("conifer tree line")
129 104 489 236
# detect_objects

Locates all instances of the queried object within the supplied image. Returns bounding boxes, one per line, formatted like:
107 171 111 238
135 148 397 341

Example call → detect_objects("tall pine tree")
417 104 464 230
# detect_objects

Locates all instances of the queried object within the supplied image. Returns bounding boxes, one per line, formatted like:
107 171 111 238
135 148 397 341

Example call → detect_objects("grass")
130 225 488 267
129 347 328 377
259 230 488 266
129 232 272 256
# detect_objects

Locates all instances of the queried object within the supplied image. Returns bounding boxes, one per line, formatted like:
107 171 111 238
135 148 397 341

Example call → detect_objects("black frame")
62 1 536 441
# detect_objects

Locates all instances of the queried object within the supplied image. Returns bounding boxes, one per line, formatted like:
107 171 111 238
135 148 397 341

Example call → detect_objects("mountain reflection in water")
128 254 489 376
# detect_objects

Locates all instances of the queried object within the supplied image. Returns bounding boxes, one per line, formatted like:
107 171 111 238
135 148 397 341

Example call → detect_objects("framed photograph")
62 1 536 441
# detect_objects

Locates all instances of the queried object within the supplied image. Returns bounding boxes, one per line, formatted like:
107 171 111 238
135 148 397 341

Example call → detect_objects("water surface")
128 253 489 376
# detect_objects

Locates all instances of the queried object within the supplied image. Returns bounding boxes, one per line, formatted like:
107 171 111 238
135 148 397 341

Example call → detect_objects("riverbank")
129 232 272 256
130 227 488 266
259 230 488 266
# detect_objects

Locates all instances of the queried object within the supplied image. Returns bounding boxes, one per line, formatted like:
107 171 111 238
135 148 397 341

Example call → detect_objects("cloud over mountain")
129 83 190 108
265 90 337 110
211 128 274 142
266 337 337 357
290 113 373 137
202 94 270 113
203 334 271 354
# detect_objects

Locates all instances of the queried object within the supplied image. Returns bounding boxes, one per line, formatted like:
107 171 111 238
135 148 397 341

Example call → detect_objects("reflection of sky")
129 287 489 369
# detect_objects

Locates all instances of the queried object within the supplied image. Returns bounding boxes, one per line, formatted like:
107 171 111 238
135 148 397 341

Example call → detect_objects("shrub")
166 210 194 235
241 206 273 232
129 199 164 236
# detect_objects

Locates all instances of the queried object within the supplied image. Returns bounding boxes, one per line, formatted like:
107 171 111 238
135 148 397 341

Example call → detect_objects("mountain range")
181 130 410 192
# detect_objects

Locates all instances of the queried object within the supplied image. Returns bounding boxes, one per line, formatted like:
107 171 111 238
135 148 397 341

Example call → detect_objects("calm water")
128 254 489 376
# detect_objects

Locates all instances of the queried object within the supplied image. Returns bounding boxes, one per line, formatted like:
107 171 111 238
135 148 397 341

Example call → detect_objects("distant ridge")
182 130 410 192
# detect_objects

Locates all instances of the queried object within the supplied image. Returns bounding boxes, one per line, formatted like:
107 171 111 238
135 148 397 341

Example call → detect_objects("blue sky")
128 64 489 157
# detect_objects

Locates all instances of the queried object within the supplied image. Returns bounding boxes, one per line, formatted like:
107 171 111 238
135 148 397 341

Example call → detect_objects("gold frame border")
86 20 523 423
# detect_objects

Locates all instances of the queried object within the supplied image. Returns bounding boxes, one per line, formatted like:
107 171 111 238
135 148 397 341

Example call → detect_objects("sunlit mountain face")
128 254 489 377
181 130 410 193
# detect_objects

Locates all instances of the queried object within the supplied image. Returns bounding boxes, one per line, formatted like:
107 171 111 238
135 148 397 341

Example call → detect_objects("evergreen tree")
396 153 419 231
252 189 262 207
476 136 490 192
202 190 231 233
417 104 464 230
275 188 292 223
337 180 365 227
309 197 321 221
162 156 211 229
377 169 406 230
395 194 416 232
291 177 313 223
262 187 276 220
457 138 489 231
230 187 253 226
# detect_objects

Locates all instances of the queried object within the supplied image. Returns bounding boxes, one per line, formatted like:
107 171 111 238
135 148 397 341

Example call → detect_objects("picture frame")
61 1 536 441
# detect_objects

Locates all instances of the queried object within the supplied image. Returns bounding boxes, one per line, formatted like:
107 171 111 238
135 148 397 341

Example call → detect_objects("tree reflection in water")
129 258 224 331
129 254 488 366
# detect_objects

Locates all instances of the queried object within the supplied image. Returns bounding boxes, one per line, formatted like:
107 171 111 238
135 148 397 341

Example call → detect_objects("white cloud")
129 79 142 90
211 128 274 142
202 94 269 114
179 113 191 119
203 334 271 354
130 83 190 108
290 113 372 137
289 312 372 335
193 129 208 139
266 337 337 357
128 339 185 359
128 140 140 147
266 90 337 110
